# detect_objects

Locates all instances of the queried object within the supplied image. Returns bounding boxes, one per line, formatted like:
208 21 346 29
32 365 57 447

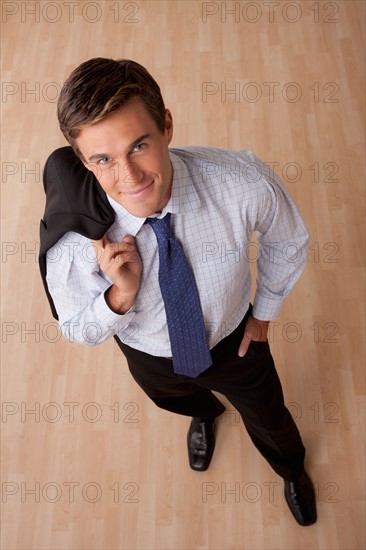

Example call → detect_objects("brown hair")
57 57 166 159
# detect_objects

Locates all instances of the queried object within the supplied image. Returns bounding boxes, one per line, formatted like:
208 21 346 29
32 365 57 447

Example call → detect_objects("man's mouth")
122 180 154 198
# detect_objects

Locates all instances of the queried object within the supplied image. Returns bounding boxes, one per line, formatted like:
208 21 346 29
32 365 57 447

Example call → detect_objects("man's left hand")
238 316 270 357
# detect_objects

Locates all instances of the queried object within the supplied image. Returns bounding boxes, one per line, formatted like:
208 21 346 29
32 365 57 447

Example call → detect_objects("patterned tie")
146 213 212 377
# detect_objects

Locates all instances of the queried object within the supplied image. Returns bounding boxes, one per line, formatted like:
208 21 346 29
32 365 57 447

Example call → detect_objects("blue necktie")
146 213 212 377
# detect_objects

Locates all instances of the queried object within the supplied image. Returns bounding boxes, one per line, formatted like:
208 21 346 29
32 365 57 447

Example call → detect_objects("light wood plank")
1 1 365 548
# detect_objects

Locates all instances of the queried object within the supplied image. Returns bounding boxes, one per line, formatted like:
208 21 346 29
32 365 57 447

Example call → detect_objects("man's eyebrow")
87 133 151 163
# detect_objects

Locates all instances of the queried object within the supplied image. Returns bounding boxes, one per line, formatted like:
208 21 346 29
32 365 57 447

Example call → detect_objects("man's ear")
164 109 173 144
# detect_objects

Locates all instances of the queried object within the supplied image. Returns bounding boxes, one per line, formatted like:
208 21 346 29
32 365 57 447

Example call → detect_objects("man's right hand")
92 234 142 314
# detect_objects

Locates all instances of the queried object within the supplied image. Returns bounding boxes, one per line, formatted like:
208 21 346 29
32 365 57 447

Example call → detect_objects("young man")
39 57 317 526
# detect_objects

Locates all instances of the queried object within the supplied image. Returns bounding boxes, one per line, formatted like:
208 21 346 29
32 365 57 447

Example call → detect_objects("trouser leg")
192 313 306 480
115 304 306 480
114 336 226 419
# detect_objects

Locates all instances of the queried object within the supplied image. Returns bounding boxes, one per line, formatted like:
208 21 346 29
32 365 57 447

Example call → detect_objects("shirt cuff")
252 292 284 321
92 289 136 335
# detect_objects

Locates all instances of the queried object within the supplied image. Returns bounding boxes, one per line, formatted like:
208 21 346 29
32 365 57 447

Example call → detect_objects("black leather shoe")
187 417 216 471
284 471 317 526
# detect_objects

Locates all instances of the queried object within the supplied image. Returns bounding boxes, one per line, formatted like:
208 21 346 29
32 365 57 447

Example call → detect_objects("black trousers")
115 305 306 481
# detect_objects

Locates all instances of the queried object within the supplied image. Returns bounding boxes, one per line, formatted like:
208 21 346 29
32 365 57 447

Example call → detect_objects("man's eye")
132 143 147 153
98 157 112 165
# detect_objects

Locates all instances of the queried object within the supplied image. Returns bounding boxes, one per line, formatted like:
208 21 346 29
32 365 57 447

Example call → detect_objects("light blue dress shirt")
46 146 310 356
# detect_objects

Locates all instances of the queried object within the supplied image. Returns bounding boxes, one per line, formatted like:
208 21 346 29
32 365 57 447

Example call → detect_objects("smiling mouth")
122 180 154 198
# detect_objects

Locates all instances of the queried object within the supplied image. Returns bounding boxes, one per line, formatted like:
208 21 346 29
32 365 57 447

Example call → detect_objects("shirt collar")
162 151 202 215
106 150 202 235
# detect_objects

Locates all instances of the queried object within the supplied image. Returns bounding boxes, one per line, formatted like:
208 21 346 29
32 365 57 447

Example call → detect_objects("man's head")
57 57 174 217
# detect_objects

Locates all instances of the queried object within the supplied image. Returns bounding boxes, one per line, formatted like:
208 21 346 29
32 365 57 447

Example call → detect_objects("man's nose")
121 161 142 184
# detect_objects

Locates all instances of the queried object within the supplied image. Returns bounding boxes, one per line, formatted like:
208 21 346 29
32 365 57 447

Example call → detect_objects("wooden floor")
1 1 365 548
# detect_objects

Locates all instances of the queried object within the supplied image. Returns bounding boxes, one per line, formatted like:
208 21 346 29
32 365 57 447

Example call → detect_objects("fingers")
91 233 111 248
238 333 252 357
100 240 138 273
122 235 135 245
91 234 135 262
238 316 270 357
90 233 142 302
91 234 110 259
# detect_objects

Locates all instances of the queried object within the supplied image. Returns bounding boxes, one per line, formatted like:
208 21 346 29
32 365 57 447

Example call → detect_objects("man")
39 57 317 526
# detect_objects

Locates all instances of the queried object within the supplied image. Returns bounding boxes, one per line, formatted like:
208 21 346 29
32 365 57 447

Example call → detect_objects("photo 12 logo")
2 481 139 504
2 2 140 24
201 2 340 24
1 401 140 424
202 81 340 104
201 480 340 503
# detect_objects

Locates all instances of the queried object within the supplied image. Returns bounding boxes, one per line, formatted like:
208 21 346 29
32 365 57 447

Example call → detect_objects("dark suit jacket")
39 146 115 319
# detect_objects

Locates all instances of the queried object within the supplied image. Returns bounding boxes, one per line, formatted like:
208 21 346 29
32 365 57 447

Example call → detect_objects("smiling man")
78 98 174 217
39 57 317 526
76 98 174 315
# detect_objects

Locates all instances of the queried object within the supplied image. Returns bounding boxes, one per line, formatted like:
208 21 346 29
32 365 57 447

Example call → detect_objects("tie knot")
145 213 172 241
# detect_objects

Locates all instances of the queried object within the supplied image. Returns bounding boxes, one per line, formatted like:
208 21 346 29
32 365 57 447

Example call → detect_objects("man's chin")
117 199 159 219
109 186 171 218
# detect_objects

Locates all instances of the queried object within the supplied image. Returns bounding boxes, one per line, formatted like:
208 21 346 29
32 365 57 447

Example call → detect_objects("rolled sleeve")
251 158 310 321
60 290 137 346
46 233 138 346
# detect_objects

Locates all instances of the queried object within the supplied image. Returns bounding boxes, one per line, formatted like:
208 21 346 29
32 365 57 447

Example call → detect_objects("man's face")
76 98 174 218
